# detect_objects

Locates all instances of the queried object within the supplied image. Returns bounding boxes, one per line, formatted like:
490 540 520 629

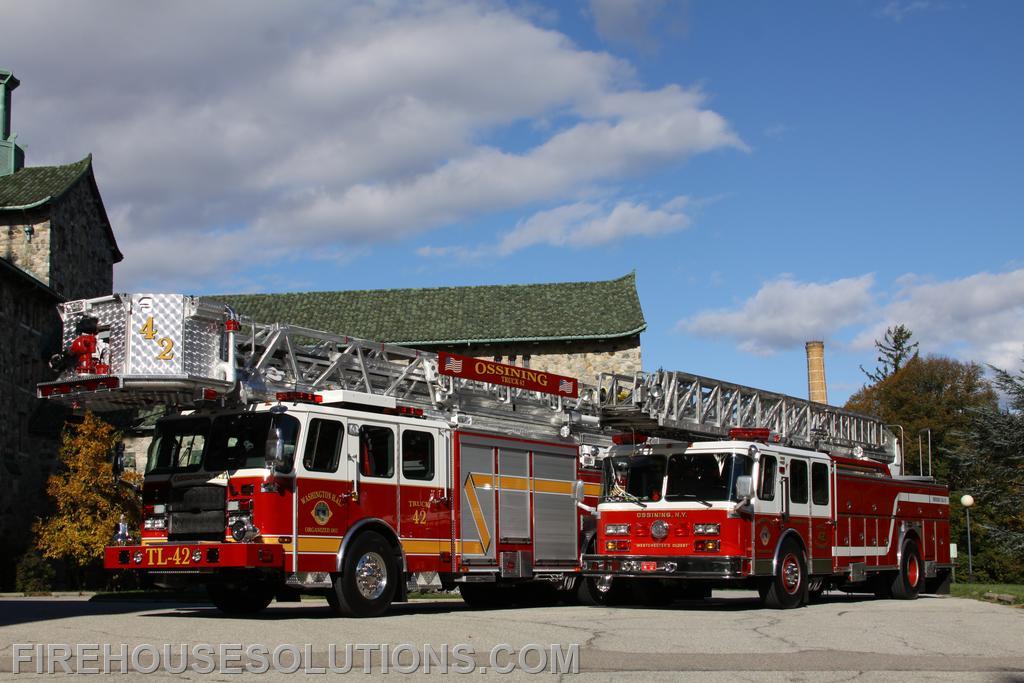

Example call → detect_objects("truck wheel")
762 539 807 609
458 583 514 608
328 532 397 617
890 540 923 600
207 580 274 615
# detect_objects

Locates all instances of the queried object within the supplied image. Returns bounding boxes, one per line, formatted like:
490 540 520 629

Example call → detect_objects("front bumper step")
581 554 745 579
105 543 284 571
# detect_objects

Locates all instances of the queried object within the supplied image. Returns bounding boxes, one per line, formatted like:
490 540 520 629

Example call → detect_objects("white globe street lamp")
960 494 975 578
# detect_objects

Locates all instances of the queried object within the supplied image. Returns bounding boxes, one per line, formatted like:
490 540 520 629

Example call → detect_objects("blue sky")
6 1 1023 403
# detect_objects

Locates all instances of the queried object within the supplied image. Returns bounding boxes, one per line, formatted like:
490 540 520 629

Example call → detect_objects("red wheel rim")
781 554 801 595
907 553 920 587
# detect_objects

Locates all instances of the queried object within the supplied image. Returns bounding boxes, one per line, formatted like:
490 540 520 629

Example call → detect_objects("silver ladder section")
235 319 602 439
595 369 898 463
37 293 602 440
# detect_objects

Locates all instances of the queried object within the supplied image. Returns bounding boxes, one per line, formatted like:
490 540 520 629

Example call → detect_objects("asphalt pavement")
0 590 1021 680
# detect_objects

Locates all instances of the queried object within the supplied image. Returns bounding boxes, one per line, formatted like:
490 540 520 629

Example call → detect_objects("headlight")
694 523 720 535
650 520 670 539
605 523 631 535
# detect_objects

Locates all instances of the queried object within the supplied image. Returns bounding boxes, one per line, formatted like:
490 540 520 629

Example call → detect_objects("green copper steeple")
0 69 25 177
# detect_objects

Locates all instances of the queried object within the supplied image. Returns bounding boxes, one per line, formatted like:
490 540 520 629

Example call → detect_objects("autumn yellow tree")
34 413 142 587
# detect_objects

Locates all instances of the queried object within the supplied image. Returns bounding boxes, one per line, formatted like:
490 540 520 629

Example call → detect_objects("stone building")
217 272 645 382
0 69 121 588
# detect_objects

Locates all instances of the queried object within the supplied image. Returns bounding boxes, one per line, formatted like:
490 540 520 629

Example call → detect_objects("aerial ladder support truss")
37 293 897 462
594 369 898 463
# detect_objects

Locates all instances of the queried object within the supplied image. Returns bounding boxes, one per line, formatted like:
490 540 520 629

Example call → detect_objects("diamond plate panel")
59 296 130 373
183 315 224 378
128 294 184 375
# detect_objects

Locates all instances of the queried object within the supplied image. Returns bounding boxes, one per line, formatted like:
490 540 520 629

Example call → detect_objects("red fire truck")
38 293 602 617
580 372 953 608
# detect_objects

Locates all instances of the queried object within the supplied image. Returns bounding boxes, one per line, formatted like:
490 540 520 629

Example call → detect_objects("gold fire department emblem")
312 501 333 526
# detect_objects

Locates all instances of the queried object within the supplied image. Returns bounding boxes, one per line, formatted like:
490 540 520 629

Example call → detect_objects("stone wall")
440 335 643 384
48 178 115 300
0 269 63 589
0 177 114 302
1 211 51 285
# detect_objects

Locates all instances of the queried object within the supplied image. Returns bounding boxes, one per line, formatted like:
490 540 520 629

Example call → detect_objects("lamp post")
960 494 975 578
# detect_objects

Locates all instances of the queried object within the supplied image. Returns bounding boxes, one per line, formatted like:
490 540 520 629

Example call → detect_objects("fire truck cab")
582 432 952 609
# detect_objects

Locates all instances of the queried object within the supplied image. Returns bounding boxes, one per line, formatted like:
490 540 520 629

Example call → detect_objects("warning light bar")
383 406 425 418
275 391 322 404
38 376 121 398
728 427 780 443
611 432 648 445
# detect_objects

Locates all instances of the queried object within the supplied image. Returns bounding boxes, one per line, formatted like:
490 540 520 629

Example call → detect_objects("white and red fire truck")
580 372 954 608
38 293 603 617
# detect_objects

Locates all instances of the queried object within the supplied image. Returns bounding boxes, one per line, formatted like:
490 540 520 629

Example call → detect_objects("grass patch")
950 583 1024 605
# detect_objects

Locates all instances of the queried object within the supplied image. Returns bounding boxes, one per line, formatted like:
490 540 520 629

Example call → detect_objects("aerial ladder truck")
580 369 953 608
38 293 606 616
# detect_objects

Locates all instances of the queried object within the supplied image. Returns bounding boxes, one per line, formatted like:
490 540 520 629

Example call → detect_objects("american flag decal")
444 356 463 373
559 379 574 394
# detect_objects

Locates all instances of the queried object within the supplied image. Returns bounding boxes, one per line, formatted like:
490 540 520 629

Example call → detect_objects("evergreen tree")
860 324 920 383
948 364 1024 582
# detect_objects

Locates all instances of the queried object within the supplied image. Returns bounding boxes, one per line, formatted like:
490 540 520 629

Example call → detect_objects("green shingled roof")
0 155 92 209
216 273 645 345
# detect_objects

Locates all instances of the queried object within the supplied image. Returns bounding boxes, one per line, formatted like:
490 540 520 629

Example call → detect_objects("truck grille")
168 485 225 542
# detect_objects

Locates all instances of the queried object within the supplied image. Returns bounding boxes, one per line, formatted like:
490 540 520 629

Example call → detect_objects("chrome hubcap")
782 555 801 594
355 551 388 600
596 575 614 594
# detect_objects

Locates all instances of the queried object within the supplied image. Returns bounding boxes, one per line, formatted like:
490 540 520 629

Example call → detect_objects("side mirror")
264 426 290 474
573 480 586 503
734 474 754 501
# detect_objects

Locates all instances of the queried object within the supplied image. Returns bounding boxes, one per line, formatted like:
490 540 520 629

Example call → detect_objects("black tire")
575 575 612 606
458 583 515 608
207 580 274 615
762 539 807 609
328 532 397 617
890 539 923 600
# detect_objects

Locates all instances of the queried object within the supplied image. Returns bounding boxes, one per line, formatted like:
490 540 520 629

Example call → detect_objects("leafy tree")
846 355 996 481
860 324 920 383
33 413 142 588
947 364 1024 583
15 551 55 594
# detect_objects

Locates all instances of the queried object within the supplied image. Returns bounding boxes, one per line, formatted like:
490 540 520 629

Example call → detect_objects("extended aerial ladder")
592 369 899 465
38 292 900 466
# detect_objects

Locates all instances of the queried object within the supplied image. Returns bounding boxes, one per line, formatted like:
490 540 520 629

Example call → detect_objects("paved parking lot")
1 590 1022 680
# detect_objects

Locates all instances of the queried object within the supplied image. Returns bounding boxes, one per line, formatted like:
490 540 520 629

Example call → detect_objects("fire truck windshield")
665 452 752 503
603 454 666 504
146 413 299 474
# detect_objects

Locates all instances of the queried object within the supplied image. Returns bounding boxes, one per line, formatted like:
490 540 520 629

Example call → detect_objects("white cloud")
417 194 692 261
4 1 742 290
497 196 691 254
853 269 1024 370
681 275 877 355
876 1 944 22
682 269 1024 371
588 0 688 51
